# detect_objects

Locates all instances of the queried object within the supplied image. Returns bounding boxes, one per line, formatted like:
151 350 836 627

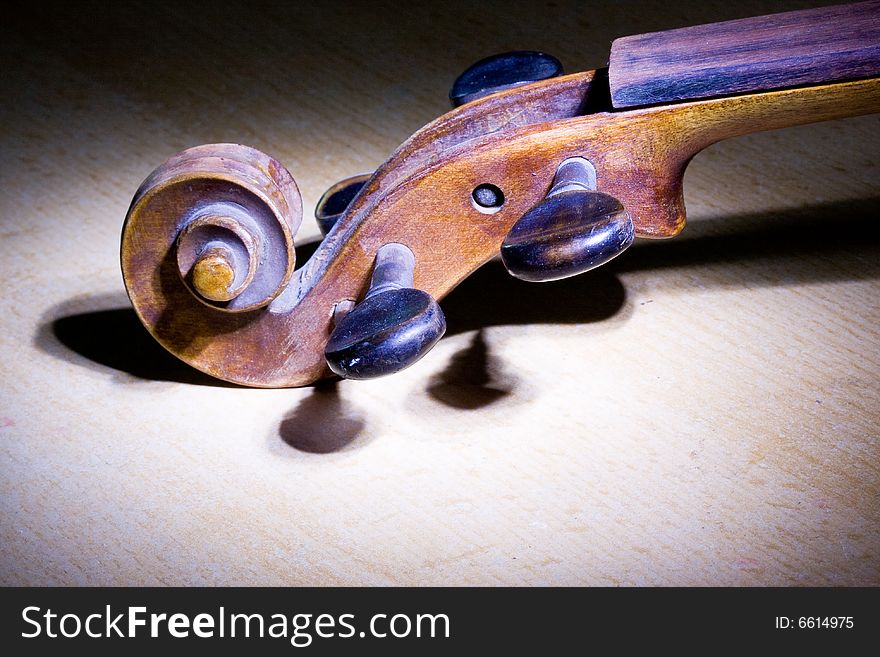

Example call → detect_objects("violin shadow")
34 293 237 387
613 197 880 281
441 261 625 338
34 198 880 390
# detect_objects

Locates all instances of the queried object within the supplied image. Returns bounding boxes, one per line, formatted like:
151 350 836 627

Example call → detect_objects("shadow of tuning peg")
449 50 564 107
325 243 446 380
314 173 371 236
501 157 635 282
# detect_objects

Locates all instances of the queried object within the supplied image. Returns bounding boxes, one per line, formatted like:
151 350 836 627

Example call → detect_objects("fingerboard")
609 0 880 108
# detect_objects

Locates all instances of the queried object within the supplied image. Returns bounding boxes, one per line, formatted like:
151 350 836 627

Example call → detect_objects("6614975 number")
775 617 853 629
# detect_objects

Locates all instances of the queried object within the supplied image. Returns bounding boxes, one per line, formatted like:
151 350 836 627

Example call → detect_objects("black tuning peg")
314 173 371 236
325 243 446 379
501 157 635 282
449 51 563 107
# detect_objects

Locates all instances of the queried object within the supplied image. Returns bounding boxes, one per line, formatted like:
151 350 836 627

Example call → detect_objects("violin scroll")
120 143 304 383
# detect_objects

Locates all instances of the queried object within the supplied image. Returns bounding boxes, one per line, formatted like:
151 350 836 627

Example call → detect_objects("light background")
1 0 878 585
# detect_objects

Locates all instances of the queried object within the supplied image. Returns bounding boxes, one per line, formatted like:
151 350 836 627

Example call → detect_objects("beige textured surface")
1 0 878 585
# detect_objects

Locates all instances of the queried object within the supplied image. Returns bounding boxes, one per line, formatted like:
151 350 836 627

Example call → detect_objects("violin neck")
608 0 880 108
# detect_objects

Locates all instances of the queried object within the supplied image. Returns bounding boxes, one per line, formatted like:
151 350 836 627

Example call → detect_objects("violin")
120 1 880 387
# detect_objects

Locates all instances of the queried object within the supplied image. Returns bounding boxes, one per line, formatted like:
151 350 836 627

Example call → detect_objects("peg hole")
472 184 505 214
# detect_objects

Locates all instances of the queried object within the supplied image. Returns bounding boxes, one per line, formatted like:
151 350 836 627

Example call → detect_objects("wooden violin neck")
609 0 880 108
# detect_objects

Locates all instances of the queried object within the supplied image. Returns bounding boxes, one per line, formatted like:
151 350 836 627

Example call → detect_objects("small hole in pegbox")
472 184 505 214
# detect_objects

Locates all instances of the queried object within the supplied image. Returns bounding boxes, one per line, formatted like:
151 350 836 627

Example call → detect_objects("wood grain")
609 0 880 108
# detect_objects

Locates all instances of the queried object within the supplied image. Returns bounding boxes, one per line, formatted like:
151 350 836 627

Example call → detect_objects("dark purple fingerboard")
609 0 880 108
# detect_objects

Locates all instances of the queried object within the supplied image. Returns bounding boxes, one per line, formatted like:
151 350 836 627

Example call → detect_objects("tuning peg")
449 51 563 107
325 243 446 379
501 157 634 282
314 173 371 236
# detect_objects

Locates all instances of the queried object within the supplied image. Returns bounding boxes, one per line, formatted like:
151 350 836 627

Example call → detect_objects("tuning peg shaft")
501 157 634 282
325 243 446 380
